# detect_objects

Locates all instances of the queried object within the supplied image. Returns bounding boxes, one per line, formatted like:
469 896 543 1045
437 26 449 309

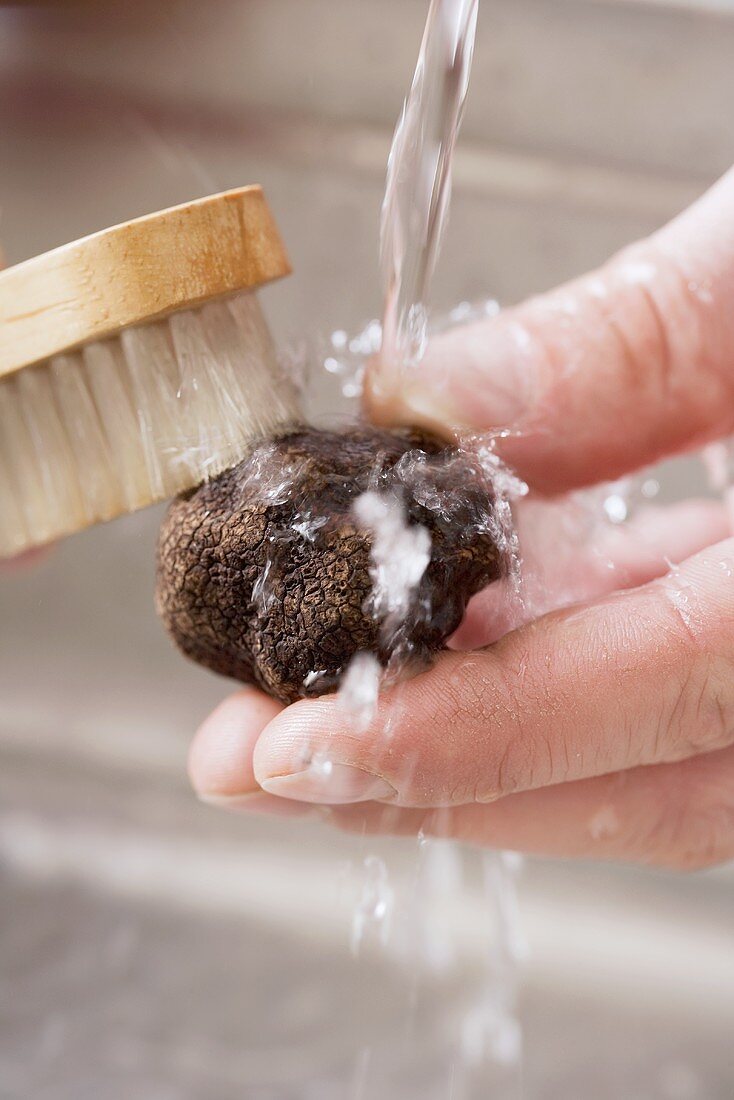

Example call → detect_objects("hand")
189 169 734 870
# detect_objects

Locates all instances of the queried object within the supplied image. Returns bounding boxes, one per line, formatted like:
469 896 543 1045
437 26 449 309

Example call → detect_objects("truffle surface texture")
156 426 505 704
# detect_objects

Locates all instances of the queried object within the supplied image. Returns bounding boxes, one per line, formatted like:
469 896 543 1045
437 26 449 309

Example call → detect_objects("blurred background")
1 2 733 1097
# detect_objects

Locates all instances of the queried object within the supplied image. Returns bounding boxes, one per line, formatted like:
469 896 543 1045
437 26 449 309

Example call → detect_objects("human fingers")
323 745 734 870
453 496 730 649
367 168 734 493
252 538 734 807
188 689 319 818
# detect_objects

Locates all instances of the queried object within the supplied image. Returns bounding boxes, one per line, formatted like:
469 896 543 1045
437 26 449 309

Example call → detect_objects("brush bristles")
0 291 300 558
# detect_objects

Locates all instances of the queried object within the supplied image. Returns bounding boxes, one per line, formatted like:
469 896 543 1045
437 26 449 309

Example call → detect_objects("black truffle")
156 426 505 704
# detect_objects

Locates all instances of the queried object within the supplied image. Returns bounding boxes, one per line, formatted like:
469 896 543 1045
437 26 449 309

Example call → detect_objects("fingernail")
197 791 322 818
260 763 396 805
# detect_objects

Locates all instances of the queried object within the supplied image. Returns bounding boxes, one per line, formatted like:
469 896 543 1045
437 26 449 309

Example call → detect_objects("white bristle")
49 353 122 522
81 338 151 511
0 290 299 558
16 366 87 541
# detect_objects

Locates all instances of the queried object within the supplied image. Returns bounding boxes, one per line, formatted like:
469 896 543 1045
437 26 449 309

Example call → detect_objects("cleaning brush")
0 186 296 559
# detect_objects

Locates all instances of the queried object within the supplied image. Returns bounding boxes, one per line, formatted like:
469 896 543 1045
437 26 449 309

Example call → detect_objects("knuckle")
426 651 534 804
629 277 678 406
589 247 674 408
600 241 734 445
438 664 499 803
463 648 557 803
662 651 734 759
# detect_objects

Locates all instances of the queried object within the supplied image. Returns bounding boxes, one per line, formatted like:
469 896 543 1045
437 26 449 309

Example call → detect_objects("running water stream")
380 0 478 370
344 2 526 1096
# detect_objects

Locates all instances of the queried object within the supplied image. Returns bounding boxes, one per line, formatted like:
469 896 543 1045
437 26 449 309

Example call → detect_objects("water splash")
338 651 382 732
353 490 432 631
246 442 298 505
457 852 525 1090
314 299 504 409
251 559 274 613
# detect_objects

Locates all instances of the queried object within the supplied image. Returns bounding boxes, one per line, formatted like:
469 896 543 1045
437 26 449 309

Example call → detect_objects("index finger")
367 168 734 494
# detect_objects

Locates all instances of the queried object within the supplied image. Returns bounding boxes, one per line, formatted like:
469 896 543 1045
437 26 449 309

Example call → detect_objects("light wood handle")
0 186 291 379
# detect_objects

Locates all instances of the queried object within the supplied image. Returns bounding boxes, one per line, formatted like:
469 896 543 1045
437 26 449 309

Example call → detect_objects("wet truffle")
156 426 506 704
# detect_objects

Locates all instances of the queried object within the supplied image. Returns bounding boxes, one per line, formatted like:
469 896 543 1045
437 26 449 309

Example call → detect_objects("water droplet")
664 564 701 638
687 278 714 306
350 856 394 956
303 669 329 690
588 804 620 840
621 259 657 285
603 493 628 524
292 513 328 542
309 753 333 780
449 300 473 323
